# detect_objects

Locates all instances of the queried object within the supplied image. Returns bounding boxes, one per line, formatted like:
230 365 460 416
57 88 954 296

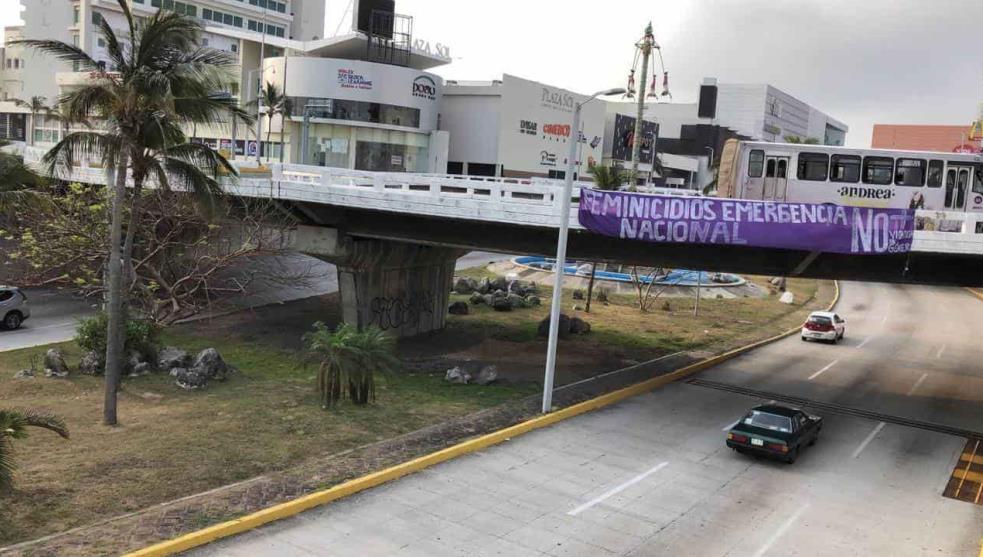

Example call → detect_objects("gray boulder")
469 292 486 305
448 301 469 315
482 293 495 306
158 346 191 371
476 277 491 294
190 348 234 383
506 293 526 309
570 317 592 335
491 297 513 312
174 368 208 389
490 277 508 292
537 314 572 338
525 295 541 307
475 365 498 386
13 368 34 379
43 348 69 378
444 366 471 384
169 366 187 378
129 362 152 377
126 350 145 373
454 277 477 294
78 350 103 376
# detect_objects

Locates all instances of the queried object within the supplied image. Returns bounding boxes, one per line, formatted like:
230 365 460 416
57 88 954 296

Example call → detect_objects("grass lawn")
0 274 833 546
0 333 537 545
449 273 834 355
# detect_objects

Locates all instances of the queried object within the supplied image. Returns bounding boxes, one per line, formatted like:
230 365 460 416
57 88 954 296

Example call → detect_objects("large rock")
43 348 69 378
129 362 152 377
482 293 495 306
537 314 572 338
491 297 513 312
174 368 209 389
779 291 795 304
506 293 526 309
475 365 498 386
158 346 191 371
448 301 469 315
469 292 486 305
570 317 592 335
476 278 491 294
190 348 234 383
444 366 471 384
490 277 508 292
13 368 34 379
525 295 541 307
454 277 477 295
78 350 103 376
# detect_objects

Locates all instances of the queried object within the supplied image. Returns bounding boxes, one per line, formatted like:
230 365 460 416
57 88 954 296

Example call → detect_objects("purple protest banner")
578 189 915 255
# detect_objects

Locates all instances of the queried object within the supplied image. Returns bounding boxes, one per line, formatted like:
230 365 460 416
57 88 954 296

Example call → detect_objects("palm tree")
15 0 251 426
247 82 291 162
303 322 398 408
11 95 57 145
0 409 69 493
583 164 629 311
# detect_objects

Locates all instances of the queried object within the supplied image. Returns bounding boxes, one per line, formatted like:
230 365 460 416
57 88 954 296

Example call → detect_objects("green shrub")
75 312 161 360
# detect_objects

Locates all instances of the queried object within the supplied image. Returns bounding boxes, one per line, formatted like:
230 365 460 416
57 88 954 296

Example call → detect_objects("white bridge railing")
21 147 983 255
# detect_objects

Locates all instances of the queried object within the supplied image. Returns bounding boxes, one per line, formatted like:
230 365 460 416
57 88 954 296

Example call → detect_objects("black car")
726 404 822 464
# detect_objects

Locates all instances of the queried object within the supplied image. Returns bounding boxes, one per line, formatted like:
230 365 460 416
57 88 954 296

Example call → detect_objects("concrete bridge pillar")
335 240 464 337
289 226 464 337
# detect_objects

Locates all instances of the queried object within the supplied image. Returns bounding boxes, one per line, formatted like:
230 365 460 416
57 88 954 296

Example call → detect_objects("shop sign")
519 120 538 136
413 39 451 59
540 150 557 167
338 68 373 90
412 76 437 101
541 87 575 112
543 124 571 137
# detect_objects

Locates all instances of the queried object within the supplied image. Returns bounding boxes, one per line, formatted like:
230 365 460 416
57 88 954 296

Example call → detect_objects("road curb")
966 288 983 303
124 280 840 557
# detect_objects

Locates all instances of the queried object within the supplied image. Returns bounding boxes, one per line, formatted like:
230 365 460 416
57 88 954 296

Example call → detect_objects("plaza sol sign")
412 76 437 101
541 87 575 112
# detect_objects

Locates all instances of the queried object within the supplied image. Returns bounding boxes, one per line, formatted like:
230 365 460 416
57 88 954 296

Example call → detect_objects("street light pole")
254 9 268 166
541 87 625 414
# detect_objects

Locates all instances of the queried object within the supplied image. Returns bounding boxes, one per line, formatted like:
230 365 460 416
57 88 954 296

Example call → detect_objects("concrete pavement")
188 282 983 556
0 288 95 352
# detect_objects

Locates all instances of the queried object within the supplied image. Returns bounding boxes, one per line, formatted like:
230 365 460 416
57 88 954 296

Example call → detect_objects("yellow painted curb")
967 288 983 303
125 280 840 557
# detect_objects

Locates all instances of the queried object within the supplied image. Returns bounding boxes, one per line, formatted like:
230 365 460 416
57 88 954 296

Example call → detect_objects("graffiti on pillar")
369 291 436 331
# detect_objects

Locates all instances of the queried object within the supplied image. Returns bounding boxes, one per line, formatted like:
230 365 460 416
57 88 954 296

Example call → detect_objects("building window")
224 13 233 25
12 59 18 69
291 97 421 128
230 43 238 52
4 60 9 69
247 20 256 31
547 169 566 180
447 162 463 175
97 38 106 47
747 149 764 177
927 160 944 188
72 34 79 46
151 0 161 6
894 158 926 187
797 153 828 181
92 12 103 25
830 154 860 183
862 156 894 185
233 16 243 27
74 7 80 23
203 8 212 19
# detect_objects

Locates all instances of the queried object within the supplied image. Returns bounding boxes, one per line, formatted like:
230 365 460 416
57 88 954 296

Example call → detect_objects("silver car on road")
0 286 30 330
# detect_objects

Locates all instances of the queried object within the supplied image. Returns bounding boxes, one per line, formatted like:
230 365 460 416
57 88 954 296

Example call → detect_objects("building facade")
440 75 607 179
871 124 978 153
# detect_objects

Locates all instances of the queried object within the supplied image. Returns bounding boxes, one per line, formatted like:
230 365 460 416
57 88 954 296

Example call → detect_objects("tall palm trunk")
104 150 130 426
122 177 144 295
266 114 273 160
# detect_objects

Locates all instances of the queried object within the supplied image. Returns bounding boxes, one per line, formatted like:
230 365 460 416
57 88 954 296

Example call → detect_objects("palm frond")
162 156 224 215
97 15 127 74
40 131 121 178
10 39 100 71
21 411 70 439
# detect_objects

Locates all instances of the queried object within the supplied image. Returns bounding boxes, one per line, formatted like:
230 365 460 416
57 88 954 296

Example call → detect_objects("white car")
0 286 30 330
801 311 845 343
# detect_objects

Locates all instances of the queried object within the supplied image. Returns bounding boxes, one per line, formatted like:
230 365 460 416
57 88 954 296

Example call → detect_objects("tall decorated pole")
631 23 655 184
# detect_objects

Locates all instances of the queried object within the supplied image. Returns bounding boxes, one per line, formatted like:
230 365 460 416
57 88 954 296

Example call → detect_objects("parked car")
801 311 845 343
0 286 30 330
726 404 823 464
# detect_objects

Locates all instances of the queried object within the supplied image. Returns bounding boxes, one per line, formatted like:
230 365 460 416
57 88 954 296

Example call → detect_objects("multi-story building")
0 0 454 172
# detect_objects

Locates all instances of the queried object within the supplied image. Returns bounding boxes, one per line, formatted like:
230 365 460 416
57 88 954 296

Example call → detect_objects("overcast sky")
4 0 982 147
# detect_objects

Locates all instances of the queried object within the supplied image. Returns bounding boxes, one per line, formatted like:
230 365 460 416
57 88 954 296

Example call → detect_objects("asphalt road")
189 282 983 556
0 251 513 352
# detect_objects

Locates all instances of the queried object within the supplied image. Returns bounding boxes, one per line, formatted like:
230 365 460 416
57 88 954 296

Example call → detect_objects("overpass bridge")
24 147 983 336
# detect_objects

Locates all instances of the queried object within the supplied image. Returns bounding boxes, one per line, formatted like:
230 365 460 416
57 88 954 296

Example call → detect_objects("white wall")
266 56 442 131
17 0 76 101
440 90 501 166
713 83 768 140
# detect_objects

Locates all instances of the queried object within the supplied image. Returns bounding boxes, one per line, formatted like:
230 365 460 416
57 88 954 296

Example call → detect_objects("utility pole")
630 22 655 185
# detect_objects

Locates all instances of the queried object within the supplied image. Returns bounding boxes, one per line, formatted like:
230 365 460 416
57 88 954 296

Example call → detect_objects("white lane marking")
567 461 669 516
907 373 928 396
856 337 871 349
751 503 810 557
808 359 839 381
722 419 741 432
935 344 946 359
851 422 886 459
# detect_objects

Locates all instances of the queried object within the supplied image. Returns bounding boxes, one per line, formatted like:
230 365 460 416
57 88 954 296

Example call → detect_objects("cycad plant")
588 163 627 191
15 0 251 425
303 322 399 408
0 410 69 494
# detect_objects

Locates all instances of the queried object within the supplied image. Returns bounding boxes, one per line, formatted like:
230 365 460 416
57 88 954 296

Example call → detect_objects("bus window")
927 160 944 188
945 169 957 206
894 158 926 187
766 158 776 177
796 152 829 181
862 156 894 185
748 150 764 177
776 159 787 178
957 169 969 207
974 164 983 194
830 155 860 183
